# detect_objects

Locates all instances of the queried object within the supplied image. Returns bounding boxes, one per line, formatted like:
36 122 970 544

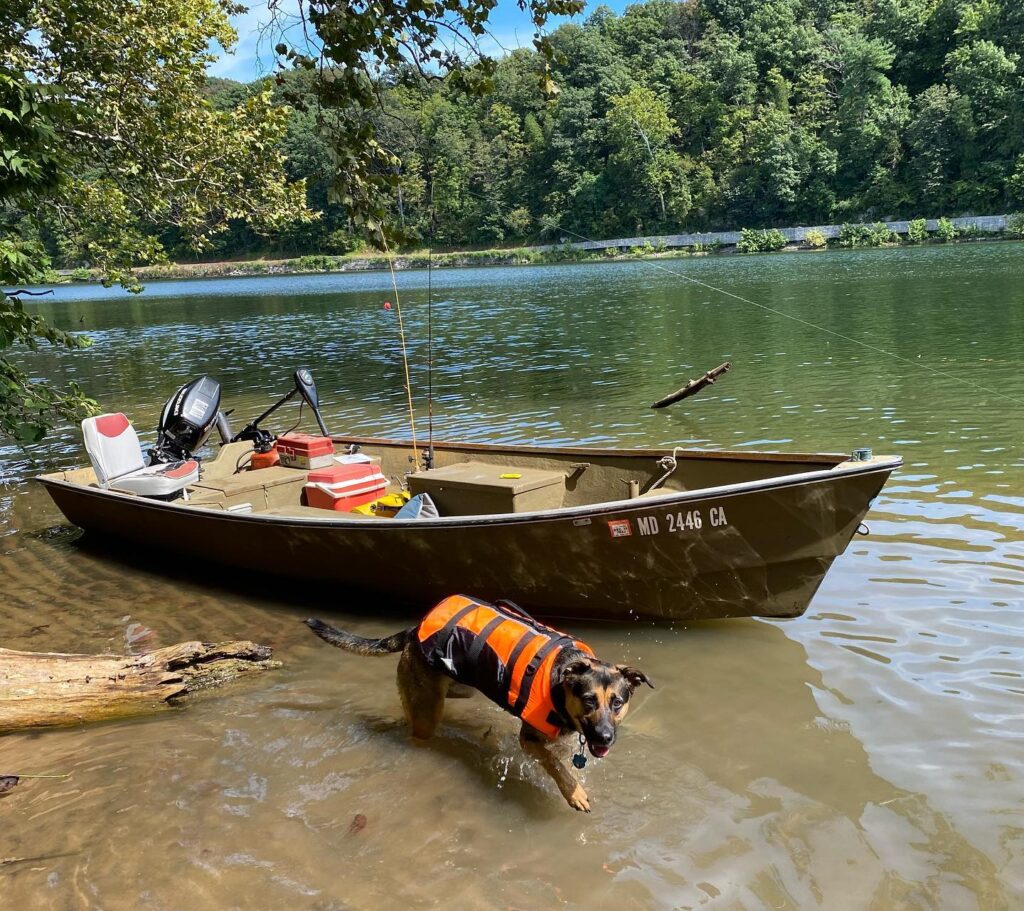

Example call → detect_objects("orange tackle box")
277 433 335 470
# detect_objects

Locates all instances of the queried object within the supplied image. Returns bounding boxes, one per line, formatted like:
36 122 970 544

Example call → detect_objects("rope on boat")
379 230 420 470
651 447 683 491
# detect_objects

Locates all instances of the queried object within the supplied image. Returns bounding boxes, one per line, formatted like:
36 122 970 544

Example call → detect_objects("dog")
306 594 653 812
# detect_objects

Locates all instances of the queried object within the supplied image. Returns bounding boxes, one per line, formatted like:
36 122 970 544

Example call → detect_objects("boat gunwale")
331 435 853 465
36 447 902 530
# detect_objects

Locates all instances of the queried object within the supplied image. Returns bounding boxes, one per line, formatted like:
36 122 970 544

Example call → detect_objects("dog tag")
572 734 588 769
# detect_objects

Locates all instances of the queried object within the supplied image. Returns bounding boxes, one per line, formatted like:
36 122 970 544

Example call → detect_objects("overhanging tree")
3 0 587 443
1 0 312 442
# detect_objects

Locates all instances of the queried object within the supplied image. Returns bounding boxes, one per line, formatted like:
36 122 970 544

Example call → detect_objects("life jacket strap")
427 602 478 664
496 629 542 706
511 635 573 717
546 709 567 732
464 614 507 687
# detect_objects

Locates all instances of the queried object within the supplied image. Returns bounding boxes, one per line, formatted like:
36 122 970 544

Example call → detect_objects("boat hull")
37 447 896 622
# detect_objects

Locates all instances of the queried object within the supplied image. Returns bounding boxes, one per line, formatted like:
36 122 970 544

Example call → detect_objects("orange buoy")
383 300 392 310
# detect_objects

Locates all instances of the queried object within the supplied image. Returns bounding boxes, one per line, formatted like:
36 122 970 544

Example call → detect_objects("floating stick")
651 362 732 409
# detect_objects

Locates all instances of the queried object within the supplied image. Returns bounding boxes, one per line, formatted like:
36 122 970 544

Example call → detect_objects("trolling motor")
231 368 330 453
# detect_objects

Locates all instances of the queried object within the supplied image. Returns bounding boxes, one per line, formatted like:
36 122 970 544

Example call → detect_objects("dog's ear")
616 665 654 690
559 659 594 684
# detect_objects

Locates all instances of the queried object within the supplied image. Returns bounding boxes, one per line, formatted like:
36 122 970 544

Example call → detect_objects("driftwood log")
651 361 732 409
0 641 279 734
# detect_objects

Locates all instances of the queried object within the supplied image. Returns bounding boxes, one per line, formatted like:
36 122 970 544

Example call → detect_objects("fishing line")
379 230 421 468
561 227 1024 410
458 187 1024 409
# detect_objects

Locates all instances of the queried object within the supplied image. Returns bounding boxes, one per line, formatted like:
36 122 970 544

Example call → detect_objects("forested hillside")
74 0 1024 259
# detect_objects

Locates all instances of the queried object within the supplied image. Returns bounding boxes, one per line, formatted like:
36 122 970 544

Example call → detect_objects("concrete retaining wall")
538 214 1011 252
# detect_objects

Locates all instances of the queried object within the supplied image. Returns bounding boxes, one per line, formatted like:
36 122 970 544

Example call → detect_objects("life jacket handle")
494 598 534 622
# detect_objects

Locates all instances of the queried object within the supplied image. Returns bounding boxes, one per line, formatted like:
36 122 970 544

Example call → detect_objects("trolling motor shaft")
233 368 330 447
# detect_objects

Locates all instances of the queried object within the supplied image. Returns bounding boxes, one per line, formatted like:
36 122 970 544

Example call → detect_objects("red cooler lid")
307 462 381 484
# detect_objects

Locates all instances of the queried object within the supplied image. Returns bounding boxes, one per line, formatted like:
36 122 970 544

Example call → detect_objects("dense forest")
51 0 1024 259
2 0 1020 437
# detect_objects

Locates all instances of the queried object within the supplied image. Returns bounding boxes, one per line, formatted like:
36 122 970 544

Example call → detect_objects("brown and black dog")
306 595 653 812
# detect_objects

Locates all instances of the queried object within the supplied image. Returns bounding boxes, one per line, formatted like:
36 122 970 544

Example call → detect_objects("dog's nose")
593 729 614 746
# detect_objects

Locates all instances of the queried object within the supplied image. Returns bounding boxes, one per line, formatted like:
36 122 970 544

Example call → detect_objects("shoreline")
55 215 1024 284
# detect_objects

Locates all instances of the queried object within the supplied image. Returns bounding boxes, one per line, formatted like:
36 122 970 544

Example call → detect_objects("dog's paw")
567 784 591 813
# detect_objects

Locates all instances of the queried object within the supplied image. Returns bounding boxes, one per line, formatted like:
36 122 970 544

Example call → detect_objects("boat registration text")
607 506 728 539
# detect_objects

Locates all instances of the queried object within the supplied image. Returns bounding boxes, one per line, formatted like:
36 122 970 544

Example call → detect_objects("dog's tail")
305 618 412 656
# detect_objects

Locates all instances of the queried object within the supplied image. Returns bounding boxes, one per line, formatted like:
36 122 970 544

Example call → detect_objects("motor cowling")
151 376 222 464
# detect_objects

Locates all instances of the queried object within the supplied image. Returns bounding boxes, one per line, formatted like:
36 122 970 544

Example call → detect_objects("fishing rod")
425 177 436 471
378 228 421 470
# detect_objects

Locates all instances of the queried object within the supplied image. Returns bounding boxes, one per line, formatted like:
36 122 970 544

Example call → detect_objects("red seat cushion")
163 459 199 480
95 413 131 438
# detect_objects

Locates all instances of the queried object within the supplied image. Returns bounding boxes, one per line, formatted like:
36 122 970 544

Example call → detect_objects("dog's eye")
582 695 598 709
611 696 623 710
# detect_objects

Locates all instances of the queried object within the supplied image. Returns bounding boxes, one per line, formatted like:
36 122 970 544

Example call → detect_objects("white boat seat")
82 413 199 498
108 460 200 497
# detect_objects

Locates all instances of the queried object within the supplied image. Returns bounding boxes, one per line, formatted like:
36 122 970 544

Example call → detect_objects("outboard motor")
151 376 223 464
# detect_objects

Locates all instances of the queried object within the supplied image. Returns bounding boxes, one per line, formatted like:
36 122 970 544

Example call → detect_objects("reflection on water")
2 244 1023 908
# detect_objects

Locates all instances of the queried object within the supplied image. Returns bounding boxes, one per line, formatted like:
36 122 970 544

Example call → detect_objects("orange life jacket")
416 594 594 739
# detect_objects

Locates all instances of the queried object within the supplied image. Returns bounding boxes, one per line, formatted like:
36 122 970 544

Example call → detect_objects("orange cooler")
304 463 388 511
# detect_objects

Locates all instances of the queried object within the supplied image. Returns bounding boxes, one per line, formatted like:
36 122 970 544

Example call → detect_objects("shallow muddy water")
1 244 1023 909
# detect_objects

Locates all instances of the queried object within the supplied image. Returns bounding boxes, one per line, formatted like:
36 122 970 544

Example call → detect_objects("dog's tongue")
589 744 610 759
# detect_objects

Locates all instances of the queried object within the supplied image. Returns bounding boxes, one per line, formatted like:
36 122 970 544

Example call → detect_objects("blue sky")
207 0 629 82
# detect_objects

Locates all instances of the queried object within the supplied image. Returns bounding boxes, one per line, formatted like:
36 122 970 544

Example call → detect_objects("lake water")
1 244 1022 909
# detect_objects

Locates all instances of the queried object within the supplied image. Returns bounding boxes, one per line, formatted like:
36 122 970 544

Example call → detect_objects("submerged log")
0 641 280 734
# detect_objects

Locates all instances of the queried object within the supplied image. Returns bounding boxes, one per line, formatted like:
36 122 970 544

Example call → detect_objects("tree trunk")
0 641 279 734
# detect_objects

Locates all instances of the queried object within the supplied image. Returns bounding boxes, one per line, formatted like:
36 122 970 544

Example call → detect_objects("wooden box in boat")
407 461 567 514
36 437 900 622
